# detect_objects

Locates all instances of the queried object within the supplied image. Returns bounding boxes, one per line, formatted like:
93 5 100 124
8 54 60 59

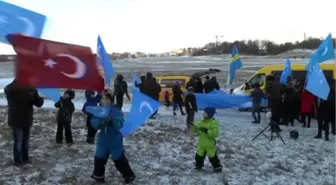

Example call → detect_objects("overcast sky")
1 0 335 54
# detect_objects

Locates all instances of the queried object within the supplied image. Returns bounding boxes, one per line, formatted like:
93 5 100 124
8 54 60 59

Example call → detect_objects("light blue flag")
121 88 161 137
306 63 330 100
227 45 243 85
86 105 110 118
37 88 61 102
0 1 46 44
280 58 292 84
193 91 252 110
306 33 335 70
97 35 115 84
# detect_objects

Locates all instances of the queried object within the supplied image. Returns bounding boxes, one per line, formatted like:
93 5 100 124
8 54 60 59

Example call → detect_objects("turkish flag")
8 34 104 91
7 34 93 56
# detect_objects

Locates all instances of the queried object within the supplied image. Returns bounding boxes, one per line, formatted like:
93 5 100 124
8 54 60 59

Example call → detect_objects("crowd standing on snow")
250 73 335 141
3 73 222 184
4 71 334 184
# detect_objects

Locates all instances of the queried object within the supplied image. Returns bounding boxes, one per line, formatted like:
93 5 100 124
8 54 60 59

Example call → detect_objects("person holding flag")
280 58 292 85
54 89 75 145
304 33 335 140
227 45 243 85
89 91 135 184
82 90 102 144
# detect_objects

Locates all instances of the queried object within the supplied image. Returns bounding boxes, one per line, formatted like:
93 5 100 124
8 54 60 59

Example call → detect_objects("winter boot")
209 154 222 173
113 152 136 184
124 175 136 184
314 135 322 139
92 157 108 183
325 132 329 141
194 154 205 170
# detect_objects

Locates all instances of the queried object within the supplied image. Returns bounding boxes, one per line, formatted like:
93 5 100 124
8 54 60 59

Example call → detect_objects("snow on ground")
0 106 335 185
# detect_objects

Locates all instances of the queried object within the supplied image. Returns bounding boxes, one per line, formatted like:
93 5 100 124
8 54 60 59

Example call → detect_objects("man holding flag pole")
305 33 335 141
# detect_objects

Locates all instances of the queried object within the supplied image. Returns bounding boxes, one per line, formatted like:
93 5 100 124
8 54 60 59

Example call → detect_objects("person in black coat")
328 80 335 135
282 83 295 126
265 75 282 132
172 82 186 116
54 89 75 145
150 77 162 119
194 77 204 93
135 75 146 93
315 95 332 141
142 72 158 99
211 76 220 91
5 79 44 166
185 87 197 128
203 76 212 93
250 83 265 123
186 77 195 90
114 74 130 110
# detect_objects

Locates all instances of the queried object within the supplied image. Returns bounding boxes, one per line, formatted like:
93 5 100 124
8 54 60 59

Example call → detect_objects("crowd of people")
4 71 334 184
4 75 224 184
250 74 336 141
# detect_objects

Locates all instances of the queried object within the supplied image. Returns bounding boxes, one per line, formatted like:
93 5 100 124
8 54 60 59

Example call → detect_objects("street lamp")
215 35 224 47
215 35 224 53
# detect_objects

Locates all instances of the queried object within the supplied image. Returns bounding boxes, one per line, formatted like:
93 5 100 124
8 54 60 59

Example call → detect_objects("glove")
199 127 208 133
103 118 114 127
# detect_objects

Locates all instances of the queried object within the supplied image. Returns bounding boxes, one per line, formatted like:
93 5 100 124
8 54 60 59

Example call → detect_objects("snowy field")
0 105 335 185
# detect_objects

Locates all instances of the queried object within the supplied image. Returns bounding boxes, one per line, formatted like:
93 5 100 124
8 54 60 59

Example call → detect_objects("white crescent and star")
139 101 154 113
0 15 35 36
18 16 35 36
44 53 87 79
321 46 328 56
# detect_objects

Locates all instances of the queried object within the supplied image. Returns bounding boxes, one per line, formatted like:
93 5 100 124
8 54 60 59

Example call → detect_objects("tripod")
252 120 286 145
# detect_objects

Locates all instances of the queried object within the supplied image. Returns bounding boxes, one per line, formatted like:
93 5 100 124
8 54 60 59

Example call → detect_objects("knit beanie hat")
204 107 216 118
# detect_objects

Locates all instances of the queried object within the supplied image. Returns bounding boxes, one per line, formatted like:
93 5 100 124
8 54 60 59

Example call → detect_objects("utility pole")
304 32 306 41
215 35 224 53
215 35 224 47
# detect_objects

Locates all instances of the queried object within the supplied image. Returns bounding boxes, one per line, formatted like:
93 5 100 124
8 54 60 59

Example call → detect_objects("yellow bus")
233 61 336 95
156 69 221 102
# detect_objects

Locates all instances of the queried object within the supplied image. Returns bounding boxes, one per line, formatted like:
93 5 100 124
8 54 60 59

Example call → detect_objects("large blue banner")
191 90 268 109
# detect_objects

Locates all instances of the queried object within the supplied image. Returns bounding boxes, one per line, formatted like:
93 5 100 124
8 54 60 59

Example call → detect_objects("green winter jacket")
192 118 219 157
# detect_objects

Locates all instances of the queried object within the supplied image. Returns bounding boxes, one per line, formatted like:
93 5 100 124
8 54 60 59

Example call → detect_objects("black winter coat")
142 79 159 99
55 98 75 123
185 93 197 111
5 81 44 128
172 84 183 102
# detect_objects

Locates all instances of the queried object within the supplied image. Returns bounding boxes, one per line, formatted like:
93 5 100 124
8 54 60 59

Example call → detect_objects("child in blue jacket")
82 90 102 144
91 92 135 184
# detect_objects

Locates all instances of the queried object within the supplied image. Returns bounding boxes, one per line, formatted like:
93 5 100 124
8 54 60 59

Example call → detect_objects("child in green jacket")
192 107 222 172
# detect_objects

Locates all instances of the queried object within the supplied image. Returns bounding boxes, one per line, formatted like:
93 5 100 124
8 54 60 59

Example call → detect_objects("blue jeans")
12 127 30 164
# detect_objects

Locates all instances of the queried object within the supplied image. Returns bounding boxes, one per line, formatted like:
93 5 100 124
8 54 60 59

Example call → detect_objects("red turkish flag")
8 34 104 91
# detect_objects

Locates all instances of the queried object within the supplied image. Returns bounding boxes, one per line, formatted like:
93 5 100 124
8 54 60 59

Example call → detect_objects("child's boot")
209 154 223 173
91 157 108 182
194 154 205 170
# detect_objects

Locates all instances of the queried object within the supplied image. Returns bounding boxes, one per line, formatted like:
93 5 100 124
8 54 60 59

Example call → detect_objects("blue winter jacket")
82 90 102 115
91 105 124 160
